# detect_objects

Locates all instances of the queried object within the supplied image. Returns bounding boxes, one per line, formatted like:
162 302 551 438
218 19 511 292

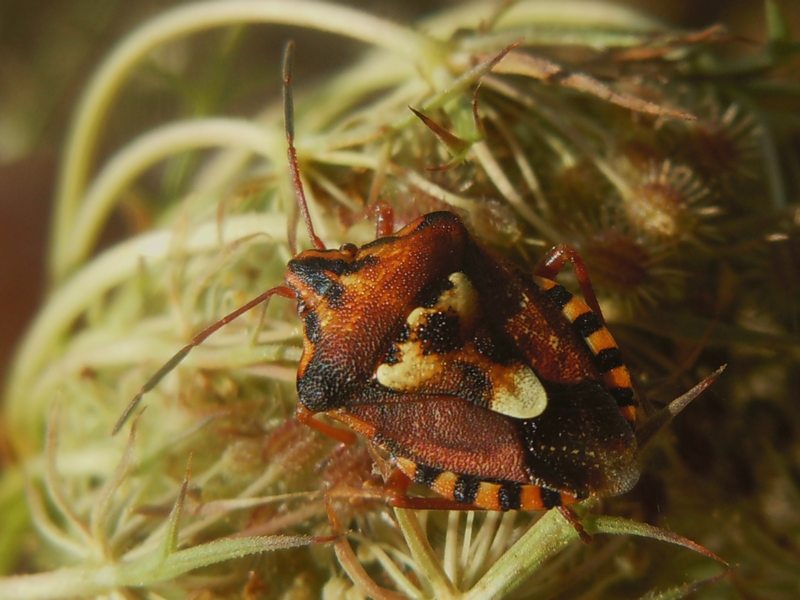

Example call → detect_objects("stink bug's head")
285 212 470 413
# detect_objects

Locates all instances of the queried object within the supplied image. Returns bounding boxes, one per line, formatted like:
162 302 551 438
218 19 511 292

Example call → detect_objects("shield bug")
114 42 719 516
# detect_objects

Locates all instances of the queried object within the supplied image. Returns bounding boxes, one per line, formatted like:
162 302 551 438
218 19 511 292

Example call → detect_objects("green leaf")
587 516 728 567
0 534 316 599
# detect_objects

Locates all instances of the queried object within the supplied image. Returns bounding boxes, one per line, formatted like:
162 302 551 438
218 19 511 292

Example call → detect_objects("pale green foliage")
3 1 799 598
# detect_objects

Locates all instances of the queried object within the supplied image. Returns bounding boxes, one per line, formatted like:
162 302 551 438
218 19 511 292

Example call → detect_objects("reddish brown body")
286 211 639 511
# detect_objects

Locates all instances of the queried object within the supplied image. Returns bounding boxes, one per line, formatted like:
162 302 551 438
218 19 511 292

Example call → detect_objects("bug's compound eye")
297 299 309 316
339 242 358 256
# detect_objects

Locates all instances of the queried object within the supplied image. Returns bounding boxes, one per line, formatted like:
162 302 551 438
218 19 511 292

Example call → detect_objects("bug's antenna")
282 40 325 251
112 45 325 436
112 285 296 435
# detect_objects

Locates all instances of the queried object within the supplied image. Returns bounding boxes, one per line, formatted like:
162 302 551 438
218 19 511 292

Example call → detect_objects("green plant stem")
395 509 459 599
492 0 659 31
67 117 278 274
464 509 576 600
0 534 314 600
52 0 443 283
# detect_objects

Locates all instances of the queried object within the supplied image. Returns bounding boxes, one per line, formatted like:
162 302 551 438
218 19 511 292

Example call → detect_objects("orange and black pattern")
536 277 638 428
287 211 640 510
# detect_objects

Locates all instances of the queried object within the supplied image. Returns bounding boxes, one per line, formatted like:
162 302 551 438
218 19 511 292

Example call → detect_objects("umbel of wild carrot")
2 2 797 598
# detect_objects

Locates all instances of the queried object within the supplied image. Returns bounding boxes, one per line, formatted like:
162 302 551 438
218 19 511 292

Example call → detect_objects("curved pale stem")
7 214 286 447
66 118 278 273
52 0 442 282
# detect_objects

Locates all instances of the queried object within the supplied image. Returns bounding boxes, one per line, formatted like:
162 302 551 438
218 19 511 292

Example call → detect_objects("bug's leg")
317 445 387 522
557 505 592 543
324 486 346 533
296 405 358 446
384 467 412 498
112 284 296 435
372 200 395 238
536 244 604 322
322 488 413 600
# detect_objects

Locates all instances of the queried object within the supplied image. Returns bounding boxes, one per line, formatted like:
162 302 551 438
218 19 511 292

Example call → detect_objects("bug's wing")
336 382 638 499
517 379 639 498
333 391 532 485
371 267 557 421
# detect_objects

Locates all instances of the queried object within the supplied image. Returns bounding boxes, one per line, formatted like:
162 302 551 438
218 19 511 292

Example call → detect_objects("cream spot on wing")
376 270 550 421
377 272 477 391
406 306 427 329
436 272 478 331
490 364 548 419
376 337 442 389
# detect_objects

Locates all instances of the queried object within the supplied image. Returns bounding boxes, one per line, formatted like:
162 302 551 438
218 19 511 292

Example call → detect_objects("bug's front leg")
372 200 395 238
535 244 604 322
296 405 358 445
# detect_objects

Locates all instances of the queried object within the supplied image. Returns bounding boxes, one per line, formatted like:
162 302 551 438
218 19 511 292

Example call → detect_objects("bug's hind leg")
557 505 592 543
